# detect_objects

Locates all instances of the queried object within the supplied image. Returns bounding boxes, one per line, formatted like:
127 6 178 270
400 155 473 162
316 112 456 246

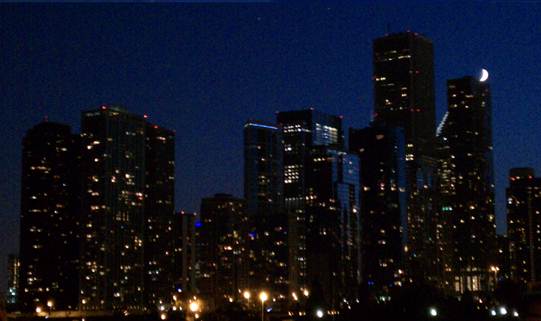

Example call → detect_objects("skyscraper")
243 121 288 304
277 109 359 307
19 121 80 311
79 106 147 311
144 123 176 307
439 75 496 293
506 168 541 285
304 147 361 305
373 32 435 158
277 109 342 294
373 32 436 280
349 125 407 292
196 194 248 309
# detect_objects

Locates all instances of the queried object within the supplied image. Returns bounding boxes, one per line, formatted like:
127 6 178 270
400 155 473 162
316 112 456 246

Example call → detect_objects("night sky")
2 2 541 291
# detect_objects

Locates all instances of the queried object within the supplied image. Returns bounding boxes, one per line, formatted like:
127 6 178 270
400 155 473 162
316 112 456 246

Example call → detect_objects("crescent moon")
480 68 489 82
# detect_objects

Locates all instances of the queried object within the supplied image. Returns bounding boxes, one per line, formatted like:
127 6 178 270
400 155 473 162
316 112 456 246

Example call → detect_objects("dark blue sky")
2 2 541 290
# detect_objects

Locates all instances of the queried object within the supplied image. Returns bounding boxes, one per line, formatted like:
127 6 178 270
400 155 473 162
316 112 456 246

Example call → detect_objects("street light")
259 291 268 321
189 301 200 313
243 290 251 300
429 307 438 317
315 308 324 319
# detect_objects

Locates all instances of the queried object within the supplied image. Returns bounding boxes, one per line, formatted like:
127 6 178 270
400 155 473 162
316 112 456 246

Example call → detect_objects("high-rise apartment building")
19 121 80 311
144 123 176 307
349 125 407 292
80 106 175 311
506 168 541 286
439 76 496 293
196 194 248 309
243 121 288 304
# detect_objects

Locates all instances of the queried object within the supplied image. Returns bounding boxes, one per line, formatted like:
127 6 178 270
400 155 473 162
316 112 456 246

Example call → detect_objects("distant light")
499 307 508 316
189 301 200 312
429 307 438 317
480 68 489 82
303 289 309 297
35 307 42 313
243 290 251 300
259 291 268 303
513 310 519 318
316 309 324 318
490 309 496 316
47 300 53 308
159 305 165 311
160 313 167 320
195 221 203 228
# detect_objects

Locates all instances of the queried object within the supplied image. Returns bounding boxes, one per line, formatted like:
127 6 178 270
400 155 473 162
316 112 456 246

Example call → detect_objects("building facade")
506 168 541 286
277 109 342 297
439 76 496 293
349 125 407 293
196 194 248 309
243 121 288 304
373 32 437 282
176 211 197 296
144 123 176 307
7 254 20 306
79 106 146 311
19 121 80 311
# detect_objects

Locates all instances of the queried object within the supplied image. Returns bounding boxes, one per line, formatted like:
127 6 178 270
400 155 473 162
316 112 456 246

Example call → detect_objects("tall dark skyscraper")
144 123 176 307
277 109 360 307
373 31 435 157
372 32 436 280
19 121 80 311
79 106 147 311
506 168 541 285
438 75 496 293
196 194 248 309
243 121 288 304
349 125 407 292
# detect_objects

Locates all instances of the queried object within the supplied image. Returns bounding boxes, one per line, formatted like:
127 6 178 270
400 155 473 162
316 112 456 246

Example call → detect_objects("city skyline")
2 3 541 293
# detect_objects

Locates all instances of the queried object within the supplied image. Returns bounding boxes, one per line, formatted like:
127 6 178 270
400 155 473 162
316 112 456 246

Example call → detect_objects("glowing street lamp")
259 291 268 321
189 301 200 313
429 307 438 317
315 308 324 319
35 306 42 314
243 290 251 300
